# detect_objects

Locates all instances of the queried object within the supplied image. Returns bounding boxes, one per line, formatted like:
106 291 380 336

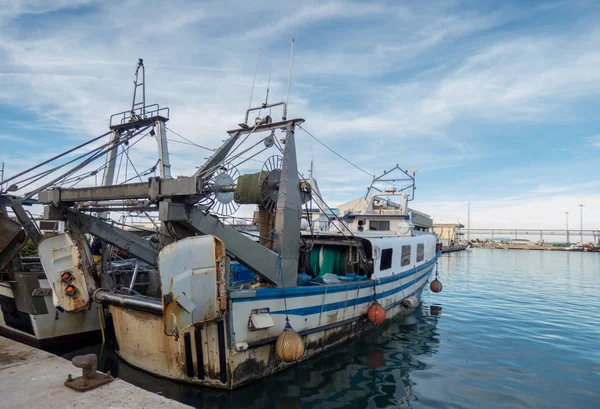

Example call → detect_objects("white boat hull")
0 278 101 347
109 258 436 389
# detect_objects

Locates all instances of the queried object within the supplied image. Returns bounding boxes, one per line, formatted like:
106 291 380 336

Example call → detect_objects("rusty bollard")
64 353 113 392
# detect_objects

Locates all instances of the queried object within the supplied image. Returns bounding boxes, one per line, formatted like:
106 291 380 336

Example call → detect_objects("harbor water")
55 249 600 409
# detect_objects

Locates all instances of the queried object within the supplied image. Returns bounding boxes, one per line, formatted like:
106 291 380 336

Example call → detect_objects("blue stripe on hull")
271 267 433 316
231 257 438 303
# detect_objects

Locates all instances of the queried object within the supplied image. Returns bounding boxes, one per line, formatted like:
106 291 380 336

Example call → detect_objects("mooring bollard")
64 353 113 392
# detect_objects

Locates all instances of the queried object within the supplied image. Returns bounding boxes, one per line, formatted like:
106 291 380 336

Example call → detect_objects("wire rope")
297 125 374 178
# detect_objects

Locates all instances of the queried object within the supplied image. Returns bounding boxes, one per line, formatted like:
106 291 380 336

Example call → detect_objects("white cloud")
0 0 98 21
1 0 600 229
422 193 600 241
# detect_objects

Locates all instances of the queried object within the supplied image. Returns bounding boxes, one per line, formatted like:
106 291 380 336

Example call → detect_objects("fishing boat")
0 61 165 347
0 198 102 347
1 59 441 389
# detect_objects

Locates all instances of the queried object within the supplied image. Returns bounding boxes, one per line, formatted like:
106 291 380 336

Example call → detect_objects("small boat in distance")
506 239 546 250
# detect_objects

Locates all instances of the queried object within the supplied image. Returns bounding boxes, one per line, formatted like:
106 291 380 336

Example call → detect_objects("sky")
1 0 600 234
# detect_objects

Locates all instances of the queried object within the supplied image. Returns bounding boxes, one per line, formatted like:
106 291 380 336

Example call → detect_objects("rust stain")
326 311 339 324
110 306 188 379
214 237 227 314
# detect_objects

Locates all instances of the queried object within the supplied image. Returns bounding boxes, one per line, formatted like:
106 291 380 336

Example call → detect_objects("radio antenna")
248 48 261 110
264 66 272 105
283 38 295 120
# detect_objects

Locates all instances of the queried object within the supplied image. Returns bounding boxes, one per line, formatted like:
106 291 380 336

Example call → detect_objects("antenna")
264 66 272 105
283 38 295 120
130 59 145 120
374 140 379 177
248 48 261 110
467 201 470 241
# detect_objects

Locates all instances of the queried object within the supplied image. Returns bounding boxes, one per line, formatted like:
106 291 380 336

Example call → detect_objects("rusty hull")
109 290 421 389
109 305 229 388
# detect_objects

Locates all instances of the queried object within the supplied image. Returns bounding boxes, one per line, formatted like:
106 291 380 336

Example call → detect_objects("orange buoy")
430 305 443 316
367 350 385 368
275 322 304 362
367 301 385 325
430 279 443 293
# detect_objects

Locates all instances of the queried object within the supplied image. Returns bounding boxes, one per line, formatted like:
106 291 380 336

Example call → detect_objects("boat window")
401 245 411 266
417 243 424 262
369 220 390 231
380 248 393 270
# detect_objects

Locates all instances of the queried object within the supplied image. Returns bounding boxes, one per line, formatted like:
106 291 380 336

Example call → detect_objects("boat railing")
109 104 170 129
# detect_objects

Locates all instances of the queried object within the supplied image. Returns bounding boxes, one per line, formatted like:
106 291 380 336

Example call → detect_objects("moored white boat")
0 200 102 347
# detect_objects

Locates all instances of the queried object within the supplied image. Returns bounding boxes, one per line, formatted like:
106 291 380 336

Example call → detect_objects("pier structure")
463 228 600 243
0 336 190 408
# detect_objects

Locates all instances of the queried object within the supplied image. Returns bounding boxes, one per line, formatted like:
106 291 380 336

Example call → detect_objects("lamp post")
579 204 584 244
565 212 570 246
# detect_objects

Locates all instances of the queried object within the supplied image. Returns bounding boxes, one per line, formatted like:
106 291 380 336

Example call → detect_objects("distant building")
433 223 465 245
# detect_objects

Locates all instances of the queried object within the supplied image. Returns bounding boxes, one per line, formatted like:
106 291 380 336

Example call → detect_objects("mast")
467 202 470 241
565 212 570 245
579 204 584 244
103 59 172 184
283 38 294 120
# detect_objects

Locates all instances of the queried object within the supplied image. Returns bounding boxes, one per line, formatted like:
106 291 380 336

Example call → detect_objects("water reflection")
44 249 600 408
53 304 442 409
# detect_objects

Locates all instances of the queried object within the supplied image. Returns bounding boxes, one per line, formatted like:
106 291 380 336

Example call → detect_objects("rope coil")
234 171 269 204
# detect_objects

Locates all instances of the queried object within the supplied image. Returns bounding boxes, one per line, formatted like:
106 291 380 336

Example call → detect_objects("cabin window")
369 220 390 231
417 243 424 262
380 248 393 270
401 245 411 266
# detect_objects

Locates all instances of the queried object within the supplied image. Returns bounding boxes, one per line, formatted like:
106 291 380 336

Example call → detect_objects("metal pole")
283 38 295 120
0 162 4 184
248 48 260 111
155 120 171 178
579 204 584 244
565 212 570 245
141 60 146 117
93 289 162 315
101 130 121 186
128 262 139 294
467 201 470 241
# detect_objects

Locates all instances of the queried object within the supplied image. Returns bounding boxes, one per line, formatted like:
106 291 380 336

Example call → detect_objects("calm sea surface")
57 249 600 409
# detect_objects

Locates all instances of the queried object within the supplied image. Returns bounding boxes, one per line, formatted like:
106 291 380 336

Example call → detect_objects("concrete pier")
0 336 192 409
441 244 467 253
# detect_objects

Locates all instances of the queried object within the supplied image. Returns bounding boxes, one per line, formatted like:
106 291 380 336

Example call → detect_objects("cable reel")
204 154 312 216
198 166 240 216
260 155 283 213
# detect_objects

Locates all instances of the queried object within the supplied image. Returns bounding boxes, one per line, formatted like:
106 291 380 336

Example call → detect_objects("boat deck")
0 336 191 409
